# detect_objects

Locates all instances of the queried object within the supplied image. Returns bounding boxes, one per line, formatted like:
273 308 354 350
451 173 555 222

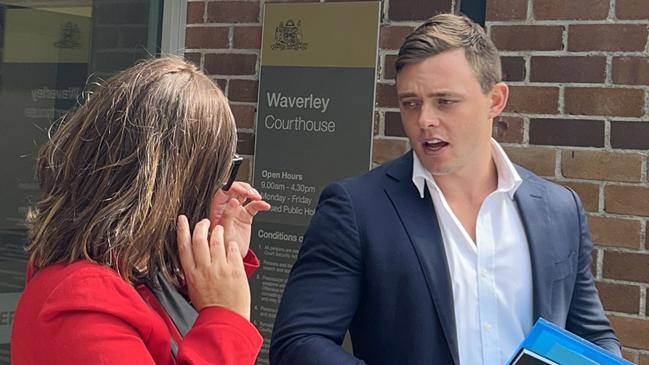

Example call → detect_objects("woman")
11 57 270 364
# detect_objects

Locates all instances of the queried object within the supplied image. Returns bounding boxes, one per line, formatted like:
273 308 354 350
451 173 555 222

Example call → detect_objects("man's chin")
428 167 455 176
421 162 456 176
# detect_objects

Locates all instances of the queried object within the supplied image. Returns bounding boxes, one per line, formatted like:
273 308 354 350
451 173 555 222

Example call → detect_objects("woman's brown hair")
26 56 237 287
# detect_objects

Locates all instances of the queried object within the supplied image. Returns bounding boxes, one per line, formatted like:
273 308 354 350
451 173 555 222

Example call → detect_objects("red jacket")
11 252 262 364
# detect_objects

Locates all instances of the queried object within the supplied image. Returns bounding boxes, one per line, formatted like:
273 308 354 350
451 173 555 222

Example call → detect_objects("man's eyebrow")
398 92 417 99
398 91 462 99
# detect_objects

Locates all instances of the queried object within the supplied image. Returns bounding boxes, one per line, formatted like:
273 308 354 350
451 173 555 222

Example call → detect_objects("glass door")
0 1 184 362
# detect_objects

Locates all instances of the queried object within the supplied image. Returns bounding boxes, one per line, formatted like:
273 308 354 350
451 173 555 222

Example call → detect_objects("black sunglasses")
223 154 243 191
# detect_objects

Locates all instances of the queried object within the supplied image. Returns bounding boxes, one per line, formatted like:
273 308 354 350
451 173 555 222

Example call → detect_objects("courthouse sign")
250 2 380 363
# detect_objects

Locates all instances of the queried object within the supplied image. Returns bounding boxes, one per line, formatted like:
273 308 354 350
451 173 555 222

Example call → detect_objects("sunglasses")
223 154 243 191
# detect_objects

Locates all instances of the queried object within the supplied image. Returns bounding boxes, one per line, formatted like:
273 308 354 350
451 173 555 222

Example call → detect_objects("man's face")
396 49 503 177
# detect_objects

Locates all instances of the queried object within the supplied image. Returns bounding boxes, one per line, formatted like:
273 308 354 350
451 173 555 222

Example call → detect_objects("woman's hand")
209 182 271 257
176 216 251 319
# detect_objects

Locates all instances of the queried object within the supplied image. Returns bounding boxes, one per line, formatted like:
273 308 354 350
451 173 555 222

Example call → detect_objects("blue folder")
507 318 633 365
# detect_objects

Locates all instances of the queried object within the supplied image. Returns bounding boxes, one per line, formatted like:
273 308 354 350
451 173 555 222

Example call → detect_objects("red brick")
384 112 405 137
557 181 599 212
622 350 638 364
207 1 259 23
501 57 526 82
591 249 599 277
186 1 205 24
605 185 649 217
588 215 642 249
534 0 609 20
373 138 408 164
530 118 604 148
506 86 559 114
603 251 649 284
184 52 201 67
611 121 649 150
204 54 257 76
595 281 640 314
228 79 259 103
237 132 255 155
214 78 227 92
616 0 649 20
492 116 523 144
503 146 556 177
185 27 229 49
561 150 642 183
491 25 564 51
530 56 606 83
639 352 649 365
569 24 648 52
384 54 398 80
389 0 452 21
233 26 261 49
613 57 649 85
380 26 414 50
565 88 645 118
609 315 649 349
376 83 398 108
230 103 256 129
486 0 527 21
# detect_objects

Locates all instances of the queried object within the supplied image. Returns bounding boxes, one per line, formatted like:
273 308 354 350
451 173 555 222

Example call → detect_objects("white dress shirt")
412 139 533 365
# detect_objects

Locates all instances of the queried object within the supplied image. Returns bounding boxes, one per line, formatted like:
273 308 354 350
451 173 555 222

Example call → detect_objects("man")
270 14 620 365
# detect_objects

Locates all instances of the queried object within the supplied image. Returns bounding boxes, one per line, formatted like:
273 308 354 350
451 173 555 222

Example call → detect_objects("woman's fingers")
191 219 212 268
209 225 227 265
226 182 262 202
244 200 272 217
226 240 244 267
176 215 195 269
178 217 251 317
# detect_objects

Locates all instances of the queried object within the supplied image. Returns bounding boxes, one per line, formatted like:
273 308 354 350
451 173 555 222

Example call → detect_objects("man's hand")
209 182 271 257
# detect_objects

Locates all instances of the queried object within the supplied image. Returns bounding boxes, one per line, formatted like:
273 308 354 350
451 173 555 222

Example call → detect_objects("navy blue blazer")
270 151 620 365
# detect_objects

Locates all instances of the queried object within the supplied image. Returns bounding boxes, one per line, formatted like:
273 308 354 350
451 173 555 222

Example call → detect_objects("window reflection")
0 1 162 362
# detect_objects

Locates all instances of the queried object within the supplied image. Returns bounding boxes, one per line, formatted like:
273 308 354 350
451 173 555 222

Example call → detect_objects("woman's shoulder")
31 260 127 293
30 261 152 321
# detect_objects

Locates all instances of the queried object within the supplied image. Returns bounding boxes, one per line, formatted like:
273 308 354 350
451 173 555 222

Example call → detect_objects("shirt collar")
411 138 522 200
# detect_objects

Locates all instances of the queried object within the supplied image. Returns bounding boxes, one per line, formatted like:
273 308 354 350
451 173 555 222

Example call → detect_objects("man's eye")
401 101 419 108
439 99 457 106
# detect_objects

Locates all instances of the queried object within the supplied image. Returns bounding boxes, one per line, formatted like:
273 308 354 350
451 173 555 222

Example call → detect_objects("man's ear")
487 82 509 119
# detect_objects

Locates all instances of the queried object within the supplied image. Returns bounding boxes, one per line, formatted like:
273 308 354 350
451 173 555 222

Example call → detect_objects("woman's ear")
487 82 509 119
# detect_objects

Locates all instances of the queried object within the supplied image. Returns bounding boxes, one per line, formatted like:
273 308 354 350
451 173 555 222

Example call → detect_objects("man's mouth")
423 138 449 152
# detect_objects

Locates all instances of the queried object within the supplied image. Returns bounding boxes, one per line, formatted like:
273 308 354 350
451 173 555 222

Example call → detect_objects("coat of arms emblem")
55 22 81 49
271 19 307 51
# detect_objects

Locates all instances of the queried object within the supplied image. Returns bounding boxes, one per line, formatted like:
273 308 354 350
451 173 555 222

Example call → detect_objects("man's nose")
417 103 440 129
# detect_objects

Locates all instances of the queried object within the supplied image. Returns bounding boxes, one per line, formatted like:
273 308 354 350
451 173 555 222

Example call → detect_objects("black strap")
145 272 198 357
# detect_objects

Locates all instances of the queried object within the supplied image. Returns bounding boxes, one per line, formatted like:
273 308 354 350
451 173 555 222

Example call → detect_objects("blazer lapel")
383 152 459 365
514 168 556 321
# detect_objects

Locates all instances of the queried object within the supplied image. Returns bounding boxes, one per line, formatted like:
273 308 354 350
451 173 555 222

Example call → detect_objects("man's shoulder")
313 153 411 210
335 152 411 191
515 164 577 203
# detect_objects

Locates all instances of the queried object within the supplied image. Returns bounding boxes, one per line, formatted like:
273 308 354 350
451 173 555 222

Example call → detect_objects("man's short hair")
395 13 502 94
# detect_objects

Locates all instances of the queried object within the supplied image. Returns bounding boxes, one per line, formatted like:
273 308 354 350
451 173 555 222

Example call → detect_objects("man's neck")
432 152 498 243
433 153 498 206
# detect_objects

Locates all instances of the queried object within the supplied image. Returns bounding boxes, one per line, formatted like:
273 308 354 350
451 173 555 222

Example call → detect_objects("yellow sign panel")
261 2 380 68
3 8 91 63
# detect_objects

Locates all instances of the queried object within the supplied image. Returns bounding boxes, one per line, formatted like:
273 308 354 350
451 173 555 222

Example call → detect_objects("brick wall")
185 0 648 362
487 0 649 362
